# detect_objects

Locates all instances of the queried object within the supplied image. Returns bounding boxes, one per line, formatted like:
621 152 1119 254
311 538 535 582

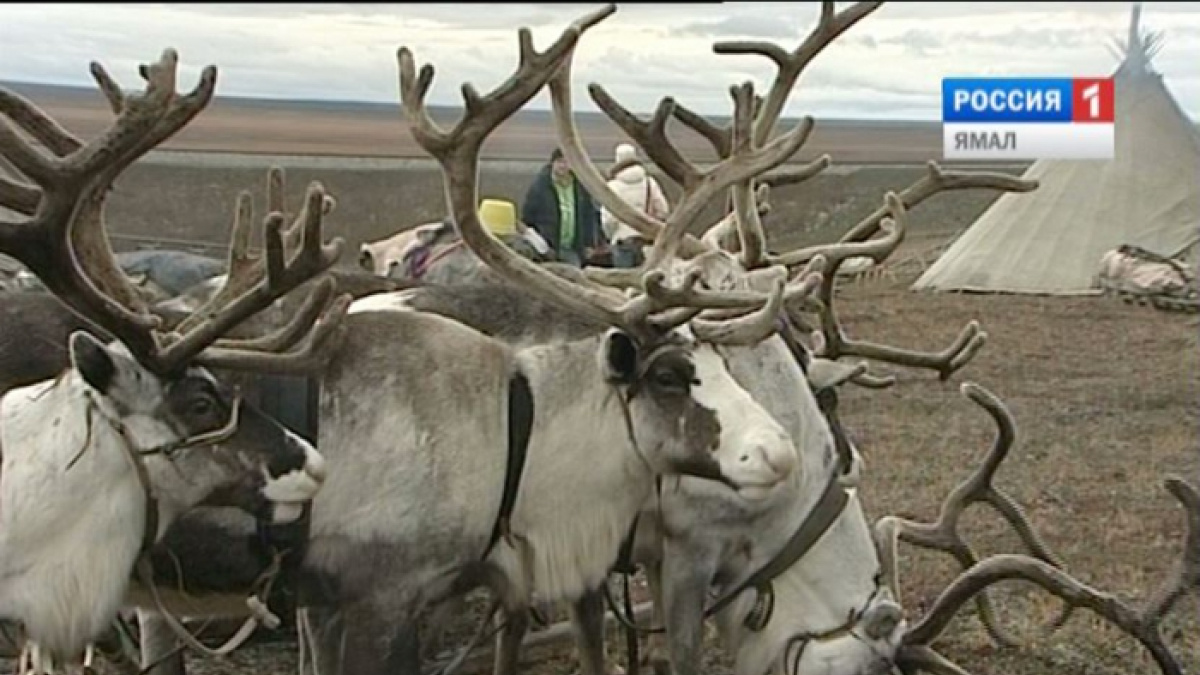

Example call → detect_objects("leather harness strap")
411 241 466 280
482 370 535 559
71 392 284 664
605 321 857 634
704 463 851 621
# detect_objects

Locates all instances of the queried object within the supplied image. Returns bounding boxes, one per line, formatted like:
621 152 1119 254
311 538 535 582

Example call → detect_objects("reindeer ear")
68 331 116 393
601 329 639 383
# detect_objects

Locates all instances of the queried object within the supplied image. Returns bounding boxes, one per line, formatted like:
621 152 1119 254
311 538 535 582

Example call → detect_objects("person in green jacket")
520 148 603 266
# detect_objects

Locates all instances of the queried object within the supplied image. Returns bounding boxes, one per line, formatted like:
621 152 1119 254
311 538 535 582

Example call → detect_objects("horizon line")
0 77 950 125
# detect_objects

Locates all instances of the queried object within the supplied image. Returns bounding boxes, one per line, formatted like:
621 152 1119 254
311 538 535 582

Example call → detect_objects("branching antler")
176 166 336 337
399 5 809 346
800 192 988 382
776 161 1039 260
0 50 347 376
715 2 884 148
894 470 1200 675
772 162 1037 383
565 75 815 270
875 382 1075 649
584 4 875 278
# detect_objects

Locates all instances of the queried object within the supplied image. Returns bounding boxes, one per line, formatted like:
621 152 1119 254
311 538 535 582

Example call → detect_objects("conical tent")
912 3 1200 295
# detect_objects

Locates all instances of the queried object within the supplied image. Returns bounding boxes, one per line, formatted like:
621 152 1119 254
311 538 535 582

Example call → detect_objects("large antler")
186 177 352 375
880 384 1200 675
0 50 347 376
895 482 1199 673
875 382 1074 649
776 162 1038 383
583 5 879 271
561 72 816 272
398 5 794 346
174 165 336 338
774 162 1039 266
697 0 882 267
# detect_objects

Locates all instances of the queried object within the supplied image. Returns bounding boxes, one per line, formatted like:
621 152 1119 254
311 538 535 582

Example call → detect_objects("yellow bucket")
479 199 517 237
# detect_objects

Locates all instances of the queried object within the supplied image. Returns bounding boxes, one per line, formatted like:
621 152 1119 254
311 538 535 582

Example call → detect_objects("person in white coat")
601 143 670 268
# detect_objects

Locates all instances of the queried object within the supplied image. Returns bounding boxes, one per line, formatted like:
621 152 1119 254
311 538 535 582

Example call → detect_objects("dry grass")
172 277 1199 675
4 83 944 164
1 115 1194 673
835 280 1199 675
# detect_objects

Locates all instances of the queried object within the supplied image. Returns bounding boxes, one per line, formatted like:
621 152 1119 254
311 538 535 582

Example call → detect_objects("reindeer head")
64 331 323 525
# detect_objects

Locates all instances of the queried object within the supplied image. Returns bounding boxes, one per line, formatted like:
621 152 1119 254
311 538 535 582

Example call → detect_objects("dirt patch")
6 82 948 164
3 152 1196 674
116 284 1197 675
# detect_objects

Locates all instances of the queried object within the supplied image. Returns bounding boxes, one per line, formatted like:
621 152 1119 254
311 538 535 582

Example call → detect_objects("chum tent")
912 2 1200 295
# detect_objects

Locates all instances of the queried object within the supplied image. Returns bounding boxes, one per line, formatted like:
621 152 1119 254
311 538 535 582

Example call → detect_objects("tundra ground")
173 283 1200 675
4 153 1196 675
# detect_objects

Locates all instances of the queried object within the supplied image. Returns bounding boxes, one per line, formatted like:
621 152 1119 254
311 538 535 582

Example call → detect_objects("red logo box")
1072 78 1114 123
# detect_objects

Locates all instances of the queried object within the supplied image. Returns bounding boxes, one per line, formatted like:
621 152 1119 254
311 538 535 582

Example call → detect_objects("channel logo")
942 77 1115 160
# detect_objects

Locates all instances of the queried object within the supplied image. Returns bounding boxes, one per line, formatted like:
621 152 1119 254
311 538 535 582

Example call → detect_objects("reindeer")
0 174 414 675
0 52 347 673
0 30 820 675
359 215 549 284
376 5 1071 675
130 7 1198 675
267 6 896 672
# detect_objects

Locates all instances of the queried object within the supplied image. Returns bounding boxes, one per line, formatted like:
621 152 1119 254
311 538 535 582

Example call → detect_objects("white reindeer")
0 51 347 673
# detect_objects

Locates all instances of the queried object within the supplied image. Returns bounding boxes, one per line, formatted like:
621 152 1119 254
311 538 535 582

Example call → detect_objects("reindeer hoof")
641 636 670 675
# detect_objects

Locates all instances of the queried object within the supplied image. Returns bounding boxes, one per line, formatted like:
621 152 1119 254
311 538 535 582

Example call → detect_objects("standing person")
520 148 602 267
601 143 670 269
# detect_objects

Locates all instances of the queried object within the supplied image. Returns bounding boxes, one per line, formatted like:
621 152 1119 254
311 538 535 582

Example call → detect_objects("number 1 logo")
1072 78 1114 123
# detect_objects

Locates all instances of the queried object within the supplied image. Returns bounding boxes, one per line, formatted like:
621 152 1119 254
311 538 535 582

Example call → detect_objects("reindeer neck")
486 337 660 603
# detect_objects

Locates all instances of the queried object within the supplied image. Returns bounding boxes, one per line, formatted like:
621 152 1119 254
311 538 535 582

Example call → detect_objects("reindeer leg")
383 622 421 675
570 587 620 675
643 560 670 675
305 600 409 675
492 607 529 675
661 543 717 675
137 610 185 675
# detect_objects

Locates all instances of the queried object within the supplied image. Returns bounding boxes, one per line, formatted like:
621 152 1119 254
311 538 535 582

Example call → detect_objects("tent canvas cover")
912 3 1200 295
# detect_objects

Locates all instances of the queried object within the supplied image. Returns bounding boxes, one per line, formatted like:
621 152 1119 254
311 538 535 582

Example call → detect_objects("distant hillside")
0 79 941 132
0 79 946 162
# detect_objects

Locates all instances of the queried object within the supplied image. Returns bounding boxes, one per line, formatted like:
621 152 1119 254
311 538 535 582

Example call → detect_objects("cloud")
1 2 1198 122
673 13 801 40
880 28 946 56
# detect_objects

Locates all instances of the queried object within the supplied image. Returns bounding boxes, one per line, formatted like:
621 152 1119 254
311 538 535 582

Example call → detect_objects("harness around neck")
79 389 241 558
79 389 297 661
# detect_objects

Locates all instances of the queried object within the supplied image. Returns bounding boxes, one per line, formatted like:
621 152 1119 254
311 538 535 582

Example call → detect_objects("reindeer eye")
189 397 216 417
652 370 689 392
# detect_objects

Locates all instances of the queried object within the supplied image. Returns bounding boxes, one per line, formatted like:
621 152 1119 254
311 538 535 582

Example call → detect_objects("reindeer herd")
0 3 1196 675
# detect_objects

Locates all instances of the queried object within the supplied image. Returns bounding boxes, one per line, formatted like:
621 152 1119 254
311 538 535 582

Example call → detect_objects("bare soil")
3 82 946 164
0 98 1196 674
170 285 1200 675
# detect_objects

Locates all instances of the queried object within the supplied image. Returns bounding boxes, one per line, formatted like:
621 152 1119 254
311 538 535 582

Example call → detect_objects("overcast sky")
2 2 1198 121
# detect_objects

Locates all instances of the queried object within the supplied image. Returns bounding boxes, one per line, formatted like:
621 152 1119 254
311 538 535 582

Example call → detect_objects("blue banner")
943 78 1073 123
